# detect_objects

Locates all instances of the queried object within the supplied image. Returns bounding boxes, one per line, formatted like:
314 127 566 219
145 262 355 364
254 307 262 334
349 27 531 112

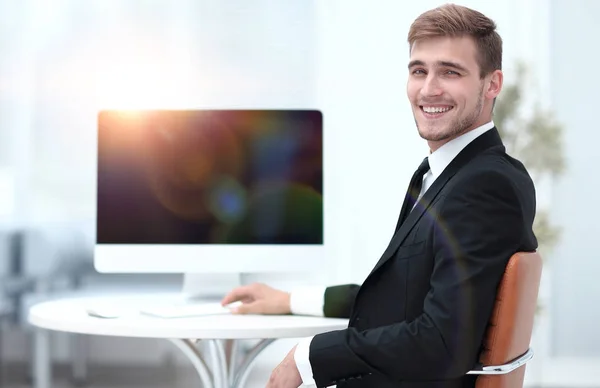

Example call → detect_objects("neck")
427 113 493 152
427 130 470 152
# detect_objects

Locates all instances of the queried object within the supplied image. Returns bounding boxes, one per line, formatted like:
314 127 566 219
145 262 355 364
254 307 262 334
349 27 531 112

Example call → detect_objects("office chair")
467 251 543 388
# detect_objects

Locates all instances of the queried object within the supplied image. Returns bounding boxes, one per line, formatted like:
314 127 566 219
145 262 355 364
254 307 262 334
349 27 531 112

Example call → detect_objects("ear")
485 69 503 100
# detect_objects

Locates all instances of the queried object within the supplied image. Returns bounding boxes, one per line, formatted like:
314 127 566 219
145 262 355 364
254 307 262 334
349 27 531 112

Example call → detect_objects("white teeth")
423 106 451 113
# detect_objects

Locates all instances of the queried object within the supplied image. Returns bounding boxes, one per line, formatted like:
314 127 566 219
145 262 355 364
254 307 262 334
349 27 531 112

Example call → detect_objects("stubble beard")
415 87 485 142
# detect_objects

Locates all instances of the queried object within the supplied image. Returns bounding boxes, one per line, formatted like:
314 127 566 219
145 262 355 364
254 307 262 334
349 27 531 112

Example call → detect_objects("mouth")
419 105 454 119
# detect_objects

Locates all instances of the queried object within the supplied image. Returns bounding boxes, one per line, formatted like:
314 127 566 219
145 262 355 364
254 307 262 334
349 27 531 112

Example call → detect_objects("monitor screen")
96 110 323 249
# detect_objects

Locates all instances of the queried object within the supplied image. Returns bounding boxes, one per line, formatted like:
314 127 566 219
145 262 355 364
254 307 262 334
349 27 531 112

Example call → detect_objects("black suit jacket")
308 128 538 388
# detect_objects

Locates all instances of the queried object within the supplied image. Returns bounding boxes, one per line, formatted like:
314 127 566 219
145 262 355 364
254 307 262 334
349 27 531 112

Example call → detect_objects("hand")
221 282 291 315
266 345 303 388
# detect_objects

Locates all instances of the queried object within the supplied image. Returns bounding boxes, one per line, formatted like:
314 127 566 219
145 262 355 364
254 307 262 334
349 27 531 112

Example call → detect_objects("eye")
444 70 460 76
411 69 426 75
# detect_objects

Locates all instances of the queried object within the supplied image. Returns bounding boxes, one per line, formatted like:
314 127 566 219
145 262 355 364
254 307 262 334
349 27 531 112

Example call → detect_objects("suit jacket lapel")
393 182 414 233
369 128 505 276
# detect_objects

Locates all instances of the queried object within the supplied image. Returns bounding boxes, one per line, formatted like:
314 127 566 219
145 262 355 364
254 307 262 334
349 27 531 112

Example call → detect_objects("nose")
421 75 443 97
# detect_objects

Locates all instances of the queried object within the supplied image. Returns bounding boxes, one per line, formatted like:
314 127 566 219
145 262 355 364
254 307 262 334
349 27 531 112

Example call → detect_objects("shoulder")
435 150 536 218
449 148 535 197
431 148 537 248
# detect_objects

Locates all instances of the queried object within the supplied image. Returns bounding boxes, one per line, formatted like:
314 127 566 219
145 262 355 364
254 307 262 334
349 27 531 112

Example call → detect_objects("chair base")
467 348 533 375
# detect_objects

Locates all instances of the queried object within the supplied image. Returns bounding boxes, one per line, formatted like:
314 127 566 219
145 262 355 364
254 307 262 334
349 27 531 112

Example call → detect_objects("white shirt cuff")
294 336 317 387
290 285 326 317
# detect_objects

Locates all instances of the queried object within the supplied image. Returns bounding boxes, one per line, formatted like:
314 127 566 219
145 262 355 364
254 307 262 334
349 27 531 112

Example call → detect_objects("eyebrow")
408 60 470 73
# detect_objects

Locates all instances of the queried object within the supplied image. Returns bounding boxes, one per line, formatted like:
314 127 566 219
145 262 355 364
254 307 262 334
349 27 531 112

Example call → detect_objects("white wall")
548 0 600 358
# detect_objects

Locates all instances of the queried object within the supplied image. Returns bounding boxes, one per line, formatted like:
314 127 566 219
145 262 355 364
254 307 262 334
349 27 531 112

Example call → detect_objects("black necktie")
396 157 430 230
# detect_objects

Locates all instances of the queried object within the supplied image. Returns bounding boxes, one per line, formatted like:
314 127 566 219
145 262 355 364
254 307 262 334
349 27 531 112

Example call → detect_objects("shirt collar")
428 121 495 180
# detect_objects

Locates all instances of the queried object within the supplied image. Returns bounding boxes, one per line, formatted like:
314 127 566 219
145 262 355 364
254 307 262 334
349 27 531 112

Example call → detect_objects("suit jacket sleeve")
308 171 528 386
323 284 360 318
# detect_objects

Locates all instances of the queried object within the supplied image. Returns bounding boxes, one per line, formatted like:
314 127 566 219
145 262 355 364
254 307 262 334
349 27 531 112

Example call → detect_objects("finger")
221 285 254 306
231 301 264 315
230 302 254 314
266 369 278 388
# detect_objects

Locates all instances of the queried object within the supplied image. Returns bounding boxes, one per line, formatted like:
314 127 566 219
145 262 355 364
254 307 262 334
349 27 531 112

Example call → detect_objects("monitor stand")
180 271 313 300
181 272 250 302
138 272 313 318
137 273 248 318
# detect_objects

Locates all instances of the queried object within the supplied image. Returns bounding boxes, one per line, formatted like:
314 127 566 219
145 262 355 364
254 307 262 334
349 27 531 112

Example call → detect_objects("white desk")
27 293 348 388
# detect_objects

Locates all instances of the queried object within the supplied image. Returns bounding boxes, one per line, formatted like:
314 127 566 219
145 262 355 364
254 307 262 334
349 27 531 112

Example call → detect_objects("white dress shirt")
292 121 496 387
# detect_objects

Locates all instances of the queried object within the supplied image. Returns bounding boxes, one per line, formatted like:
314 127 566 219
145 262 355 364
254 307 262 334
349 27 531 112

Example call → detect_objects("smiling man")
406 18 502 152
221 4 538 388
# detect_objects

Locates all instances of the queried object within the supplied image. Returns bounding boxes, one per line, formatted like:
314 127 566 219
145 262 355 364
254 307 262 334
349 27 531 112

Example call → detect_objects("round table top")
27 293 349 340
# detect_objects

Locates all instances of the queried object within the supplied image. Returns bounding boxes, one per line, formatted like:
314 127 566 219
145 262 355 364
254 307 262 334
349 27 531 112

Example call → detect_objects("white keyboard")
139 301 240 319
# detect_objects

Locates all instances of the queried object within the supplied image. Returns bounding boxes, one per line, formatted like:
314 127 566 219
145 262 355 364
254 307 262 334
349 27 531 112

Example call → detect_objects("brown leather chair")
467 251 543 388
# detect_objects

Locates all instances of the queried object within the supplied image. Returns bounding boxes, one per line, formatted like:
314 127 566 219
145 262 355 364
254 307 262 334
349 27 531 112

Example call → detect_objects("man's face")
406 36 502 150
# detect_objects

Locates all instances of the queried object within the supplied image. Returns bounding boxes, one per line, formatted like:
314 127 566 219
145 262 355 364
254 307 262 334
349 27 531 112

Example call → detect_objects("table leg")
207 340 228 388
168 339 213 388
231 339 275 388
226 340 238 383
70 333 88 386
0 321 4 386
33 328 51 388
172 338 275 388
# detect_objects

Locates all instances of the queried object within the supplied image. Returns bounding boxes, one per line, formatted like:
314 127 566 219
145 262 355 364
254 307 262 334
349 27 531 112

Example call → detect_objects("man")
221 4 537 388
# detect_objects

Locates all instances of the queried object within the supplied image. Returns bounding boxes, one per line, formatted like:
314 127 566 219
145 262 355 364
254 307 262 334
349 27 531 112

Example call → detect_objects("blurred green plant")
494 60 566 256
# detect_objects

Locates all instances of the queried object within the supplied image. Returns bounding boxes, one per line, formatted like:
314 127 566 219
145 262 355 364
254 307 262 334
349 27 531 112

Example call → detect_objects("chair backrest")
476 251 543 388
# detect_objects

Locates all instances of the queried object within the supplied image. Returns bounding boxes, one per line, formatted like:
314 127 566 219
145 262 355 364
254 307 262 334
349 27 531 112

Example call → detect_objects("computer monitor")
94 109 324 299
